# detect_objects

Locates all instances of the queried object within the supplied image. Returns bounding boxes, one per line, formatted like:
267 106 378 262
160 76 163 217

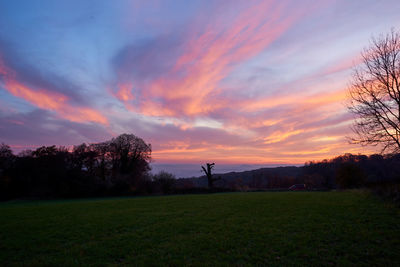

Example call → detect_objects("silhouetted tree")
201 163 221 188
0 143 14 170
110 134 151 173
0 143 13 158
336 163 366 189
109 134 152 189
91 141 110 181
0 144 15 200
348 29 400 153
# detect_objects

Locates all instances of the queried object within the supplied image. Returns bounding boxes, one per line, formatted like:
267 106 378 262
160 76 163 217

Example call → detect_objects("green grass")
1 192 399 266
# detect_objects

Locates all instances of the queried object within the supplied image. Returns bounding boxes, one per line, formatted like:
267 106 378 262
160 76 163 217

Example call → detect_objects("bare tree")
110 134 152 174
348 29 400 153
201 163 221 188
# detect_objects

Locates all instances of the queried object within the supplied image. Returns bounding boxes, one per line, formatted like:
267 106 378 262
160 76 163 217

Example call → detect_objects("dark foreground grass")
1 191 400 266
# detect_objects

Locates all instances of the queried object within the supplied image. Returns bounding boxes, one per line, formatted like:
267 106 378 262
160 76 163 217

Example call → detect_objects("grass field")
1 191 400 266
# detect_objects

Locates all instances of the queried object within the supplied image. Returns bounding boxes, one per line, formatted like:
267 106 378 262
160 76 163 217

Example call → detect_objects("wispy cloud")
0 53 108 125
114 0 314 117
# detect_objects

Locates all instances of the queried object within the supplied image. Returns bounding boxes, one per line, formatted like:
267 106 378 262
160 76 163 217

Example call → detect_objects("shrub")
152 171 176 194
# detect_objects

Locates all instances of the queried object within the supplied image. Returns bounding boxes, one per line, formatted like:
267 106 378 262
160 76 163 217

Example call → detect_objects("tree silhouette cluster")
304 153 400 189
0 134 157 200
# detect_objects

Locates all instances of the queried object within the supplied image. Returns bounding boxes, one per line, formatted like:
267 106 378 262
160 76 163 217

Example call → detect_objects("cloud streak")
114 0 314 117
0 53 108 125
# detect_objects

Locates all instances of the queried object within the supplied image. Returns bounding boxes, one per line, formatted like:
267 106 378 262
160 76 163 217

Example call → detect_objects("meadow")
1 191 399 266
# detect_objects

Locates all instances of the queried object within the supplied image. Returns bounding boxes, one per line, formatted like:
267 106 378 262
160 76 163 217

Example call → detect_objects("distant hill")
174 153 400 192
175 166 303 190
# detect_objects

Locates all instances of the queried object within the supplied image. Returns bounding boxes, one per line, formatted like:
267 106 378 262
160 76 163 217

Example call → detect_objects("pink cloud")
115 1 313 118
0 54 108 125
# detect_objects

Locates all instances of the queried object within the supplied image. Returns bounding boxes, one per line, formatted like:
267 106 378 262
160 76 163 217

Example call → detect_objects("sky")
0 0 399 174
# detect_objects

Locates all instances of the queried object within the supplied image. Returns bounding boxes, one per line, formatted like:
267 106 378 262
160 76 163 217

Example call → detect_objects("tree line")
303 153 400 189
1 133 399 200
0 134 176 200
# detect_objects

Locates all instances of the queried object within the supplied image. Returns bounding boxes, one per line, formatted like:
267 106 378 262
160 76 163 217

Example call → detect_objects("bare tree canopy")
348 29 400 153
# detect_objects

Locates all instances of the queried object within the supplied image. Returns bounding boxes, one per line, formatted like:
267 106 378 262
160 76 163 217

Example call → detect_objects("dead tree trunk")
201 163 221 188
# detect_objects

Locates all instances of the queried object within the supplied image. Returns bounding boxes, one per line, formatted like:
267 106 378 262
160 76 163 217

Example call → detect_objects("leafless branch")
348 29 400 154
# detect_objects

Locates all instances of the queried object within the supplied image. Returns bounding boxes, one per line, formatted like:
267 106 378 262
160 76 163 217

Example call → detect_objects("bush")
152 171 176 194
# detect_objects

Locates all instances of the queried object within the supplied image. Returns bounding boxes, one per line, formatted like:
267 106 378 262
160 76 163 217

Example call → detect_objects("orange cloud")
0 54 108 125
115 82 134 102
241 84 348 113
116 1 310 118
61 106 108 125
150 139 371 165
6 80 68 110
263 129 305 144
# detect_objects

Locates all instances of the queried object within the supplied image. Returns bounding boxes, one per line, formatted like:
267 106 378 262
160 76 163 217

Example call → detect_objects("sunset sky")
1 0 399 172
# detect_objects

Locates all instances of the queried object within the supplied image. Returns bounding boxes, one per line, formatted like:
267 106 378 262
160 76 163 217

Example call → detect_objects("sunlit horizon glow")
0 0 399 165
